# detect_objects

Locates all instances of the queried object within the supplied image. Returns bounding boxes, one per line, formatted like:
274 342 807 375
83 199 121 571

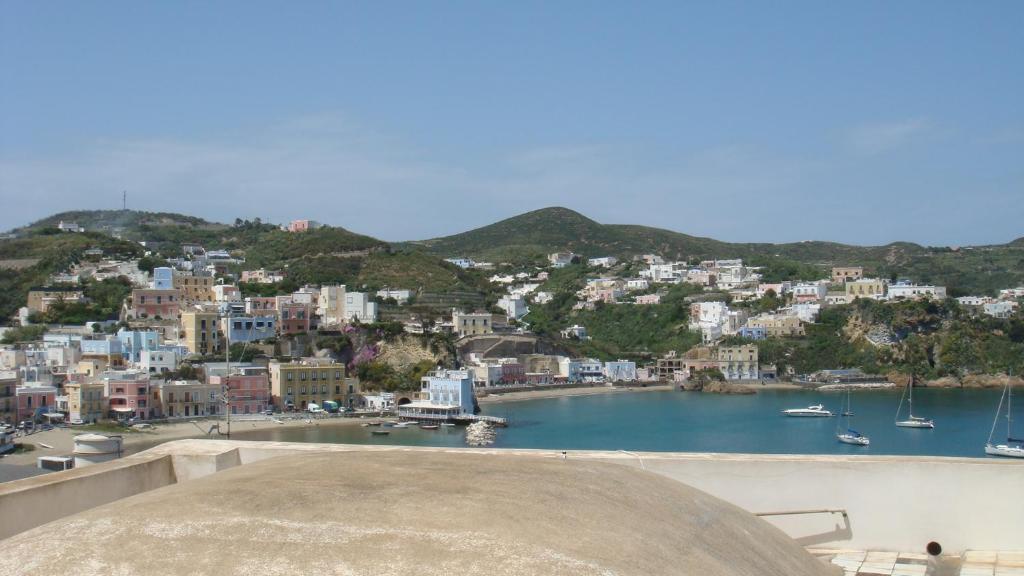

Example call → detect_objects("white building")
561 325 588 340
625 279 650 292
444 258 475 269
587 256 618 268
318 285 345 325
887 283 947 301
376 288 412 304
999 287 1024 300
789 303 821 323
362 392 395 411
401 370 476 417
548 252 577 268
139 348 181 375
792 282 829 303
604 360 637 382
344 292 378 323
558 358 604 383
497 295 528 320
533 291 554 305
957 296 991 307
984 301 1018 319
642 262 684 284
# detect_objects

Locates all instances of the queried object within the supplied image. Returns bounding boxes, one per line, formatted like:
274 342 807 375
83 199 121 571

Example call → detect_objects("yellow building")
26 287 86 313
65 380 107 423
173 274 215 303
180 310 222 356
747 314 805 337
716 345 759 380
156 380 221 418
269 359 354 411
453 311 498 338
846 278 888 300
830 267 864 284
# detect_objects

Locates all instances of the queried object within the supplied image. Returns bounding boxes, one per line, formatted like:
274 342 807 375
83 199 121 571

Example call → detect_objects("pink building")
499 362 525 384
102 371 153 420
278 302 313 335
635 294 662 305
287 219 321 233
130 288 181 319
210 369 271 415
16 386 56 422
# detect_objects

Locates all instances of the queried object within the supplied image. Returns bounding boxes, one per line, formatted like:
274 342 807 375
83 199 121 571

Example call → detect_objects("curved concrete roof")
0 451 832 576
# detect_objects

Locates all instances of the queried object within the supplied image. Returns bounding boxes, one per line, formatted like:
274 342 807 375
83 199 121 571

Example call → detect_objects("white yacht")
782 404 832 417
985 377 1024 458
895 376 934 429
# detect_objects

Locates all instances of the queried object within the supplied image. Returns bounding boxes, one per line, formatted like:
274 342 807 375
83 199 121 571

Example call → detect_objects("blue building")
80 336 123 357
152 267 175 290
737 326 767 341
221 315 276 343
117 329 161 363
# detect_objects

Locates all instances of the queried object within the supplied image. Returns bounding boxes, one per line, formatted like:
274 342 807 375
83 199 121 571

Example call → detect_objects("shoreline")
477 382 804 404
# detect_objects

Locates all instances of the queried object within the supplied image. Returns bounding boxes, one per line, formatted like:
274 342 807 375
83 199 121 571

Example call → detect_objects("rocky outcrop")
682 380 756 395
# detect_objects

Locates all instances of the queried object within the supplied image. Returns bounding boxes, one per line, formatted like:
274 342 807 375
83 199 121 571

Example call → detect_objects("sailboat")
895 375 934 429
985 376 1024 458
836 387 870 446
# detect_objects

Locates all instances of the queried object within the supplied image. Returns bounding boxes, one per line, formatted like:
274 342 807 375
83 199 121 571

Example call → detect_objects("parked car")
70 418 85 426
263 409 274 416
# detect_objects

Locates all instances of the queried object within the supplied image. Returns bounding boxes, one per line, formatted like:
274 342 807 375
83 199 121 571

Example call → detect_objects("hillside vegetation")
408 207 1024 295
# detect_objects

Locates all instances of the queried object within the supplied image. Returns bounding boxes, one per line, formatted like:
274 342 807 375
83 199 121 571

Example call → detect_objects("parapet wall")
1 440 1022 553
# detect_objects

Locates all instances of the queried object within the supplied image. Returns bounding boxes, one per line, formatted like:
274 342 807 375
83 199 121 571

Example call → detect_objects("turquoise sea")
239 388 1019 458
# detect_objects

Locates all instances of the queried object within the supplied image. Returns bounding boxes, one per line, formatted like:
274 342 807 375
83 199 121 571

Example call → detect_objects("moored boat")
985 375 1024 458
782 404 832 417
419 424 440 430
836 388 870 446
895 376 934 429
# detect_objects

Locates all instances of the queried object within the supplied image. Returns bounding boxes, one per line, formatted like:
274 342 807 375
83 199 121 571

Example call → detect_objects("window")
287 386 293 395
300 372 307 381
334 371 341 380
300 386 306 394
321 385 327 394
286 373 293 381
321 372 327 381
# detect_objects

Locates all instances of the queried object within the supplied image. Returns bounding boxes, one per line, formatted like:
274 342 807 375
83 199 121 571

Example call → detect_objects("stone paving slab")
813 548 1024 576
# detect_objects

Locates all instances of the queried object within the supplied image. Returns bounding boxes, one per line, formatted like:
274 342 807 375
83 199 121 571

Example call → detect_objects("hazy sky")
1 2 1022 245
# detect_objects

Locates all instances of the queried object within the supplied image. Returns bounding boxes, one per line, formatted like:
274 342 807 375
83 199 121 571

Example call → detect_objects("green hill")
407 207 1024 295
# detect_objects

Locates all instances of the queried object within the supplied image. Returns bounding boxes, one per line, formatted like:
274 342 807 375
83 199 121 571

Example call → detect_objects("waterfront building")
269 359 351 411
0 371 17 424
64 380 107 423
604 360 637 382
155 380 221 418
559 358 604 383
716 345 759 381
209 368 271 415
15 385 57 422
400 369 475 420
101 370 152 420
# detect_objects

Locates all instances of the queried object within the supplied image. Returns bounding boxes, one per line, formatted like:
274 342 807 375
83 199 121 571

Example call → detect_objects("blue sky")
1 1 1021 245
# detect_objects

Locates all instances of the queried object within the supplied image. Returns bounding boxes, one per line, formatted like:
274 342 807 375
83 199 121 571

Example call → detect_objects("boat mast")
988 383 1007 446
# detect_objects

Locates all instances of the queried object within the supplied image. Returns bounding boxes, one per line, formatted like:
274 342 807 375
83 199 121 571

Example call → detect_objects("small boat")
440 422 456 427
985 375 1024 458
419 424 439 430
782 404 832 417
392 422 412 429
836 388 870 446
371 430 390 436
895 376 934 429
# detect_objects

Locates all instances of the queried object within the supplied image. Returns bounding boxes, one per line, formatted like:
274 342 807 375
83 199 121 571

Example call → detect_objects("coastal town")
2 214 1023 474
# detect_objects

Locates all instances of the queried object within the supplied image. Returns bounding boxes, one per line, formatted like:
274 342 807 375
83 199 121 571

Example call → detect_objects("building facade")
269 359 351 411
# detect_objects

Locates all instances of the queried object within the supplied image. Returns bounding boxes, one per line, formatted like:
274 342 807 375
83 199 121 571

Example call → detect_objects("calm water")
240 388 1016 458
